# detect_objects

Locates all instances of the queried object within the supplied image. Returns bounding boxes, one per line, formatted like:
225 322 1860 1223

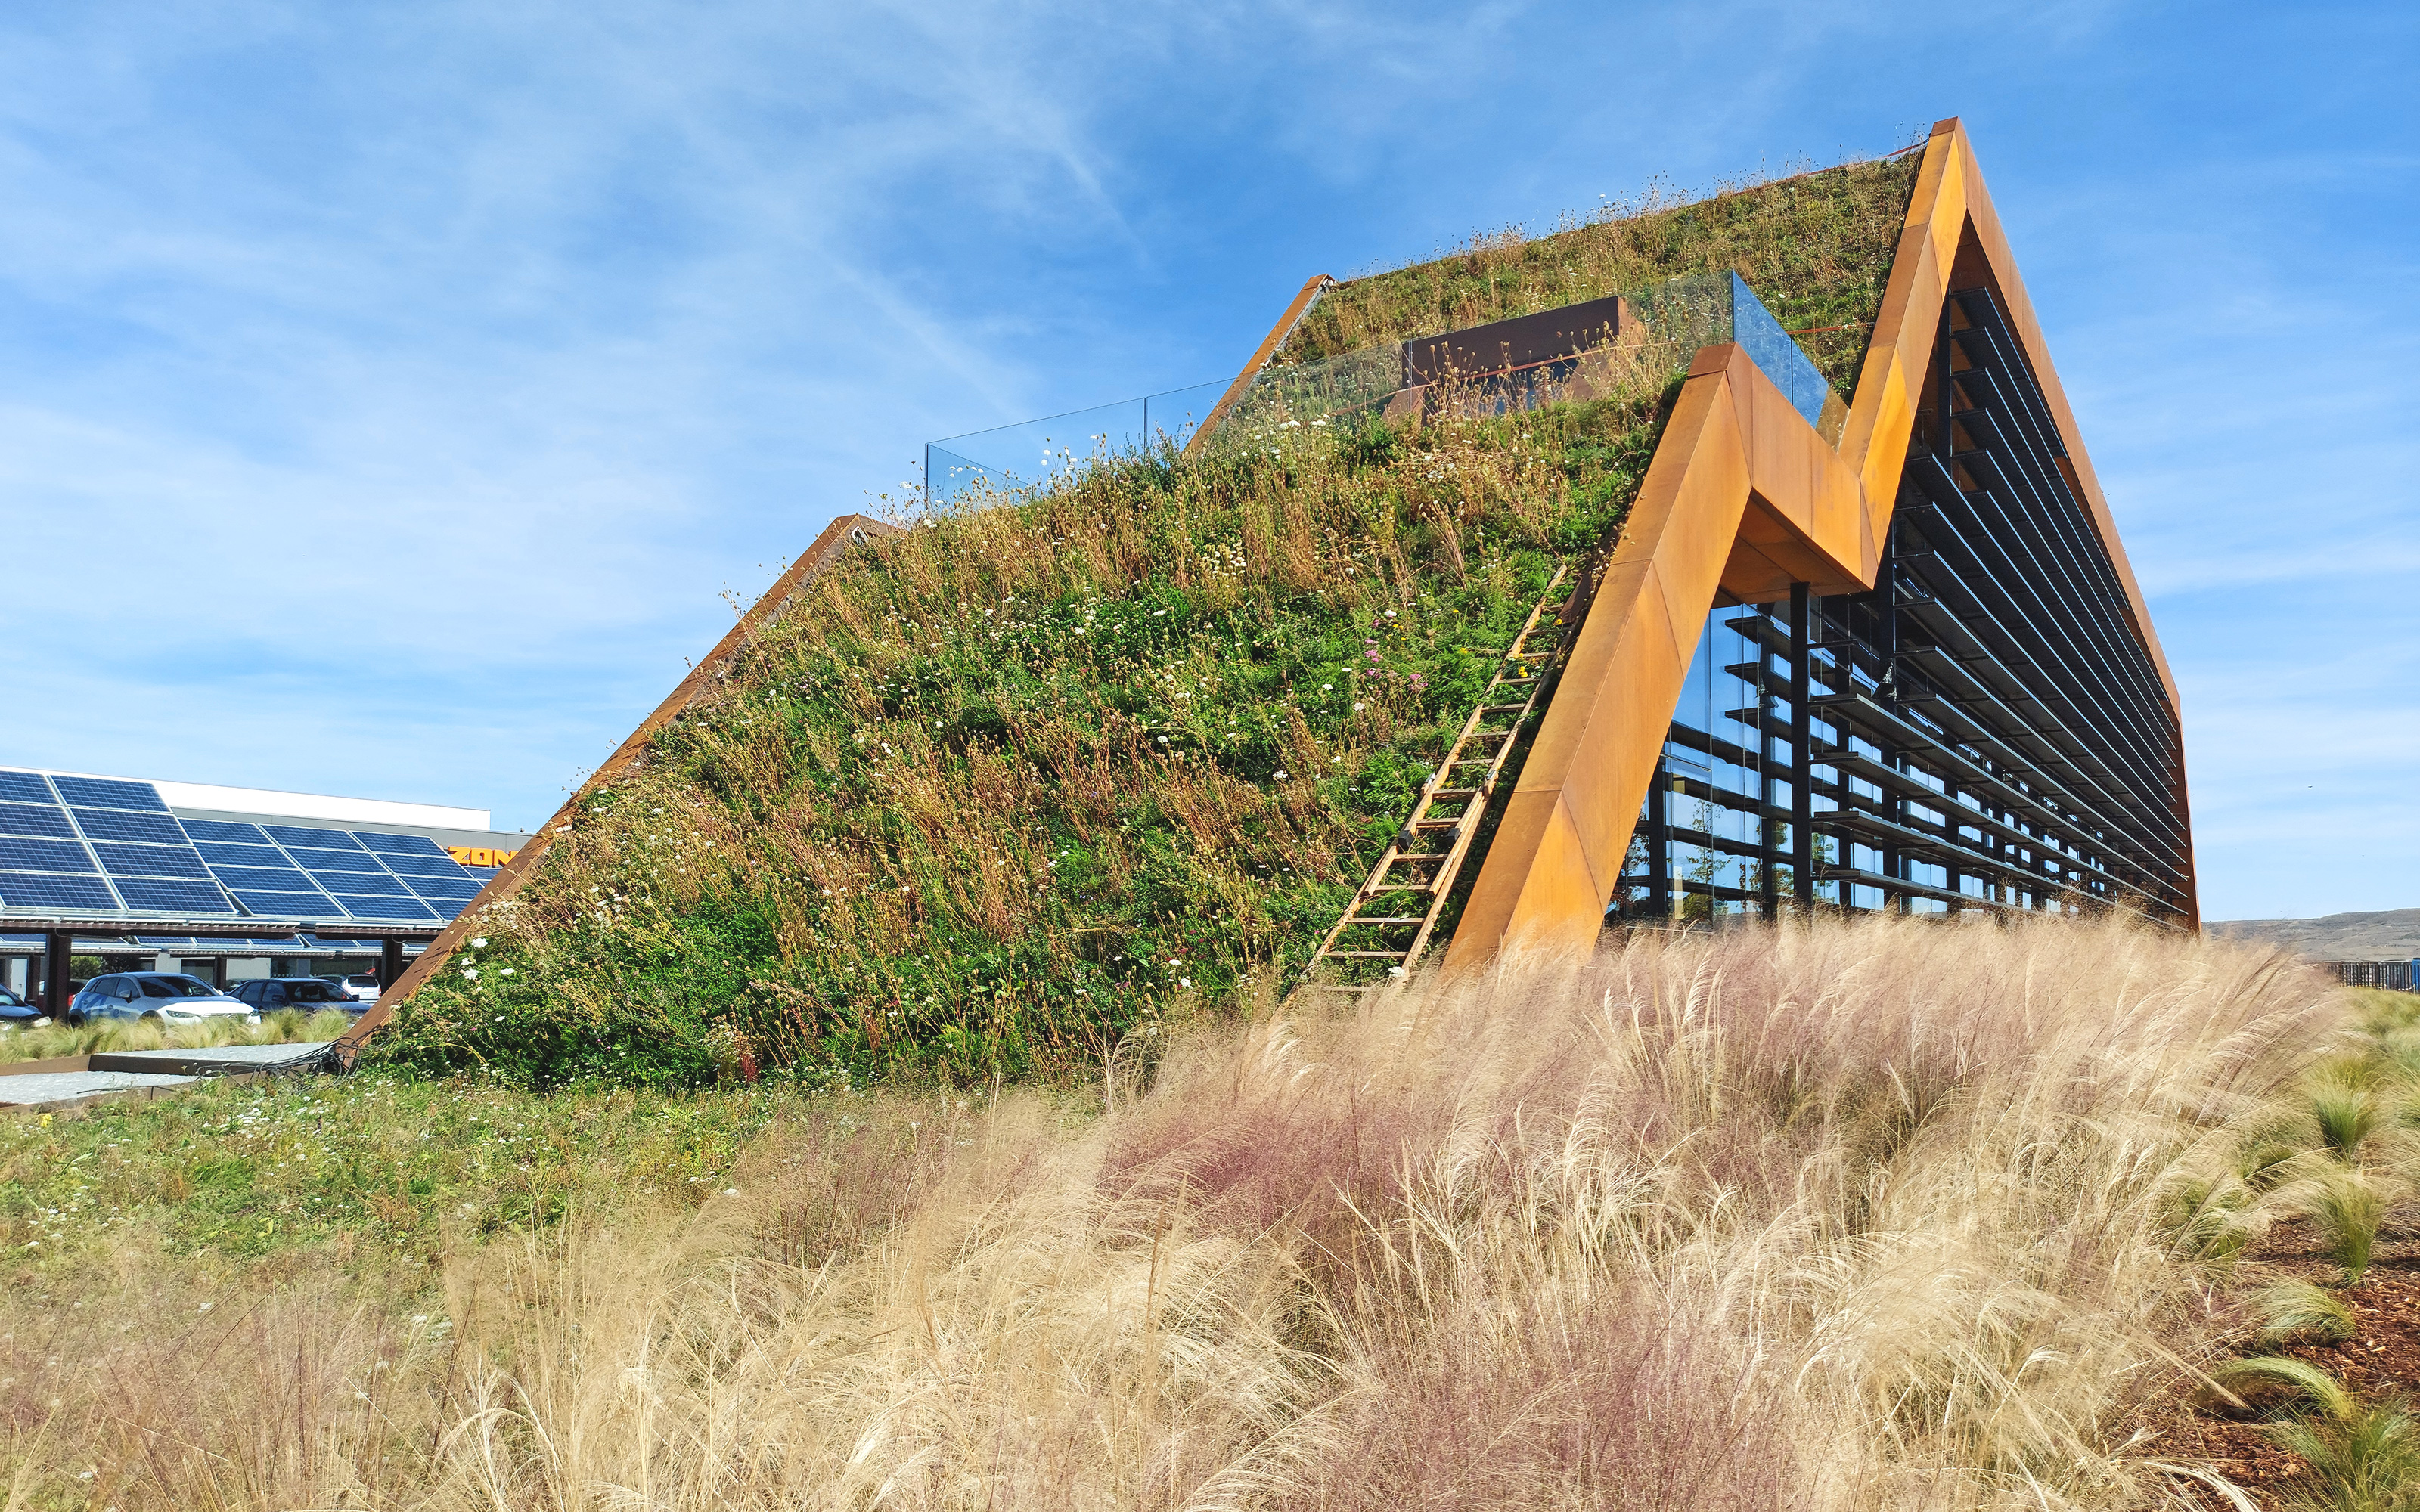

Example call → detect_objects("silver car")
68 973 257 1027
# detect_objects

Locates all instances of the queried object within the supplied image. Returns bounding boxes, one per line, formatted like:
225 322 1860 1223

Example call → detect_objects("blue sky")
0 1 2411 921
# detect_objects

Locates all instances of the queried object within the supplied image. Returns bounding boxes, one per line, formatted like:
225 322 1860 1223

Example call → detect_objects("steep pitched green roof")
371 150 1922 1091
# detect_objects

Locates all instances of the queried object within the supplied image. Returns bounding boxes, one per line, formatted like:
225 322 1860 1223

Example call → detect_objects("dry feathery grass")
0 915 2347 1509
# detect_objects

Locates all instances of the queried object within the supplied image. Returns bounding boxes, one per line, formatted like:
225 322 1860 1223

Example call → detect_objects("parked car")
0 984 45 1028
228 978 365 1015
340 974 381 1002
67 973 256 1027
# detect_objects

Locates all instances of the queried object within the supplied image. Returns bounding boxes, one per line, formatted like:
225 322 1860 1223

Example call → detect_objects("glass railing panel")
1725 274 1845 440
924 380 1229 505
923 273 1848 509
1202 345 1404 448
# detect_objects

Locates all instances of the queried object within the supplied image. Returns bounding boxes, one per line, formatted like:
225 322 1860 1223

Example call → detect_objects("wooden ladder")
1297 565 1572 995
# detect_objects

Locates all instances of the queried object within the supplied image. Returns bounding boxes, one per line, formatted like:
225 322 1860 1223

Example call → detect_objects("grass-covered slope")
373 151 1922 1091
1288 150 1923 392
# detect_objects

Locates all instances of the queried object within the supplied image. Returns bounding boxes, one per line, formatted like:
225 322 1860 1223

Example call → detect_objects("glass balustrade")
922 271 1844 506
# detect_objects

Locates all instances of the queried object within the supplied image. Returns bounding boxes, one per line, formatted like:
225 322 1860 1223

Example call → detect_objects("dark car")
67 972 256 1027
0 984 44 1027
228 978 365 1015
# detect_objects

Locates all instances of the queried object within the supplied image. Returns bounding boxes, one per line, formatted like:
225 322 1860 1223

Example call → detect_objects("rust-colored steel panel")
335 513 901 1054
1443 116 2198 968
1401 294 1627 384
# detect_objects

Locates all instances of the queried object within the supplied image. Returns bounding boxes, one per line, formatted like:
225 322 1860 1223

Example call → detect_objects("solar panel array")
0 770 235 916
178 817 485 922
0 768 492 925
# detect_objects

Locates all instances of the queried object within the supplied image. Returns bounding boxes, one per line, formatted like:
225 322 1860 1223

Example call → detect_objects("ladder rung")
1428 787 1478 799
1344 916 1428 925
1411 819 1461 829
1477 704 1529 713
1329 950 1412 959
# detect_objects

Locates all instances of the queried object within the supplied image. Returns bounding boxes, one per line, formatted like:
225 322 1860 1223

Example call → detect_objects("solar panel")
114 878 234 913
464 866 500 880
407 875 484 900
355 832 449 857
195 842 287 868
289 847 381 872
182 819 270 844
70 810 188 845
315 870 409 897
212 865 322 892
265 825 361 850
380 852 470 877
0 771 54 805
332 895 438 920
422 897 468 920
0 874 119 910
231 891 335 918
93 843 215 879
0 802 75 839
0 838 95 873
52 776 167 811
134 935 200 947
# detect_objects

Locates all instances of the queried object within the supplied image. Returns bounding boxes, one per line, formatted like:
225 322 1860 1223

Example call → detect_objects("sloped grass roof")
1288 151 1922 392
370 150 1922 1092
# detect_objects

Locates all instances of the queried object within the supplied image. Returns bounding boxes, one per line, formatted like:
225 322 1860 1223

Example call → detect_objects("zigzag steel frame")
336 513 901 1055
1434 116 2194 968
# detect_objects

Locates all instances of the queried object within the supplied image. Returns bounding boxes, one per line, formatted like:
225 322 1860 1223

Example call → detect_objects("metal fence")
2326 959 2418 992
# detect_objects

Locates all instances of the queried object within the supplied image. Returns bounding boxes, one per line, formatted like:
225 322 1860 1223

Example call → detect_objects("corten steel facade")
1434 116 2195 962
1193 116 2193 966
1602 281 2192 927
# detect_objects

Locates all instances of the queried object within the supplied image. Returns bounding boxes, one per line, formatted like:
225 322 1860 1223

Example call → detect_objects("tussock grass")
2210 1353 2360 1421
0 916 2341 1508
0 1007 352 1063
2254 1278 2360 1343
2269 1392 2420 1511
2206 1353 2420 1511
2315 1173 2391 1285
2311 1066 2386 1162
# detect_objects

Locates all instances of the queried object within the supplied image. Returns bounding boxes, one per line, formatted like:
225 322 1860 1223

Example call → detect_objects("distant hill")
2207 908 2420 962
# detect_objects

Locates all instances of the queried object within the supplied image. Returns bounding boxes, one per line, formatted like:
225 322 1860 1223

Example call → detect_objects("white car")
337 974 382 1003
67 973 259 1027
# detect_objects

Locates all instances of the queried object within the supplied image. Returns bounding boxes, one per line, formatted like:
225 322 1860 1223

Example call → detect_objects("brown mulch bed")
2144 1217 2420 1507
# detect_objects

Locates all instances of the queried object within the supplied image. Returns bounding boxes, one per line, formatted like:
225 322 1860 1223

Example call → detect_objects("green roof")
368 149 1924 1092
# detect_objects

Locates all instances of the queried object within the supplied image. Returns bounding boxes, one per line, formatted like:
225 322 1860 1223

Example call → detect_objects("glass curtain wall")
1615 285 2192 927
